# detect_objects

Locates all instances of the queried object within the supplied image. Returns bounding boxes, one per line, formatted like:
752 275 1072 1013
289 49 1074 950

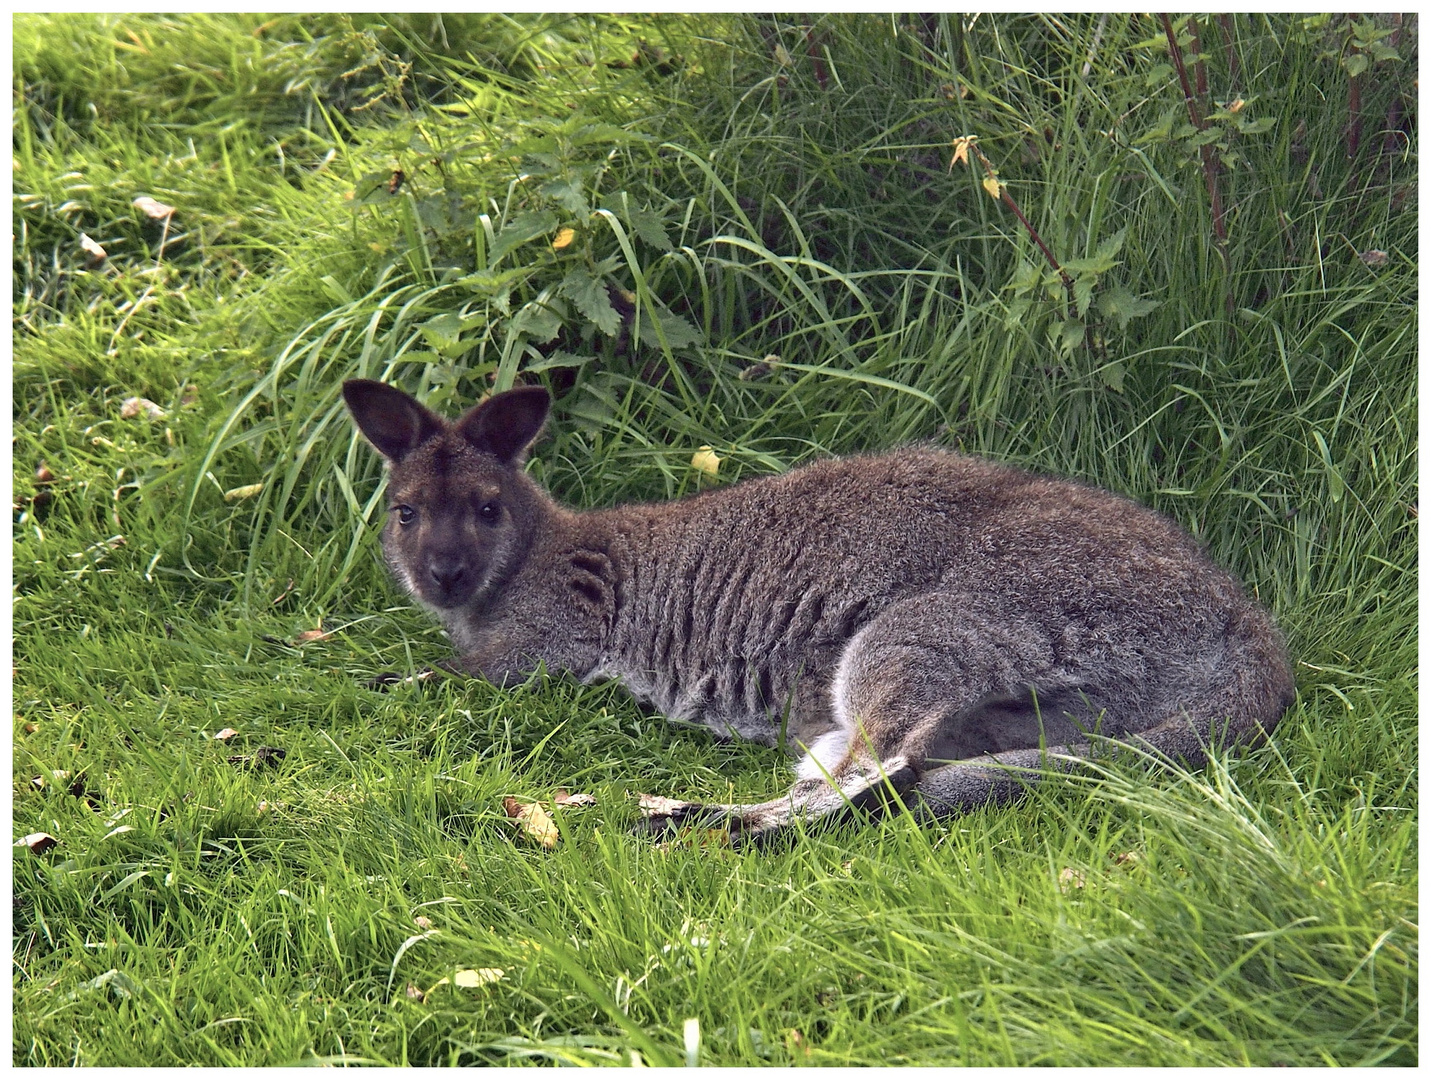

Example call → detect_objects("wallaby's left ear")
457 385 551 464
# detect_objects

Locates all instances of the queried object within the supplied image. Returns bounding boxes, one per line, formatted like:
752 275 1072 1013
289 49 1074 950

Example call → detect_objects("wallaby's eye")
395 505 416 526
478 500 501 525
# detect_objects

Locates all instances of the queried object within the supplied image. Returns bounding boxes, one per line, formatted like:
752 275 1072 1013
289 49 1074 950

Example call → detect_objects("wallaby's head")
343 380 551 611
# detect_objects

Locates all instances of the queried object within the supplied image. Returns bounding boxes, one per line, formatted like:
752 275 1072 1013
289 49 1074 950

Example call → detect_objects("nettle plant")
348 113 701 405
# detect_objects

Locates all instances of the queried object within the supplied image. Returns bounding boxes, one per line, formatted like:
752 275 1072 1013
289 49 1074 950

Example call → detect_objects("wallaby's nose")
428 557 469 593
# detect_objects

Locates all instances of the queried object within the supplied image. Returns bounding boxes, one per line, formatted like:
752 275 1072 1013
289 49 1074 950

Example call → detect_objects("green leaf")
628 206 673 251
420 312 464 348
1237 116 1275 135
1343 53 1369 78
1143 62 1173 87
1094 228 1127 264
561 268 622 337
511 298 566 344
1098 360 1127 393
1058 318 1085 354
1369 43 1401 63
1004 260 1043 295
457 266 533 295
524 350 596 373
1073 274 1095 318
1097 281 1160 331
541 177 591 217
352 170 396 207
489 210 559 264
570 122 648 147
633 307 701 350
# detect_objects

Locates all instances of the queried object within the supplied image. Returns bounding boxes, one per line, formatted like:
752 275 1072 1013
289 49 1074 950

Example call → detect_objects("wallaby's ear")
343 379 446 463
456 386 551 464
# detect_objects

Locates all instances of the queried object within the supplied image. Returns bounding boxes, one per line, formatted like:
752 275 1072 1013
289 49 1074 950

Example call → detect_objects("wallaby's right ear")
342 379 446 463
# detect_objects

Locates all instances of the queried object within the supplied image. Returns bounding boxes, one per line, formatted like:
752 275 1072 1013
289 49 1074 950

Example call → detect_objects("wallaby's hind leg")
638 592 1292 841
641 594 1088 839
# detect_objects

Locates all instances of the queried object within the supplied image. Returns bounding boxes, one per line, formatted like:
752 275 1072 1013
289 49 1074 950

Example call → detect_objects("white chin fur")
795 729 851 780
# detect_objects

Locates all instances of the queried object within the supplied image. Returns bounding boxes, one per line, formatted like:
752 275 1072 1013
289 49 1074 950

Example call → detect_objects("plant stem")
968 141 1075 304
1160 12 1232 311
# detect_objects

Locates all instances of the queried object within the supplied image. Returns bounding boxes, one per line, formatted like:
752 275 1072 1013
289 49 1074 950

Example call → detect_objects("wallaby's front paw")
631 794 726 836
363 668 439 692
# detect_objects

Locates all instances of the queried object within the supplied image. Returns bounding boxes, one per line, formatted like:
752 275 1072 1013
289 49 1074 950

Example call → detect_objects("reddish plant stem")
968 143 1075 304
805 27 829 89
1187 16 1209 101
1160 12 1230 275
1217 14 1240 88
1347 37 1363 158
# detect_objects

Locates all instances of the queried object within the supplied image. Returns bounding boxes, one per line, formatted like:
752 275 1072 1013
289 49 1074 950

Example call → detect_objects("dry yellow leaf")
1058 867 1085 892
950 135 975 169
551 227 577 250
553 790 597 808
503 797 559 848
133 196 175 219
454 967 505 988
214 727 238 742
224 483 264 502
982 175 1003 201
691 446 721 477
120 396 166 420
80 233 107 260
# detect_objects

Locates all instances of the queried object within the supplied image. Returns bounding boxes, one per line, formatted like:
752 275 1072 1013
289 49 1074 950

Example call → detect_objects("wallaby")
343 380 1295 839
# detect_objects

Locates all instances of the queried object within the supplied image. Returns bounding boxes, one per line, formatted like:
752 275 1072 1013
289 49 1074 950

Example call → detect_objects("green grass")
13 12 1416 1066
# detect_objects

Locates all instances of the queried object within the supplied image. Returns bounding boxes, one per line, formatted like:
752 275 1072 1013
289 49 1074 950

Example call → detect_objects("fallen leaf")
223 483 264 502
406 983 425 1002
80 233 107 260
503 797 559 848
1113 851 1140 866
1058 867 1085 892
35 463 54 484
15 832 59 854
414 915 433 930
120 396 166 420
454 967 505 988
293 628 329 644
133 195 175 219
553 790 597 808
214 728 238 742
691 446 721 477
637 793 693 817
551 227 576 250
1359 248 1389 267
23 722 38 735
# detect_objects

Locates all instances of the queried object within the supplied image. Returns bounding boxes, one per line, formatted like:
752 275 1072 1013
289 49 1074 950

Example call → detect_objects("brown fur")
344 381 1295 839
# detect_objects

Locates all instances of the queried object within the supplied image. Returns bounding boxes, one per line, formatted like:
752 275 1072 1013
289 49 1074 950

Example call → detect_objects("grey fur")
344 380 1295 839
